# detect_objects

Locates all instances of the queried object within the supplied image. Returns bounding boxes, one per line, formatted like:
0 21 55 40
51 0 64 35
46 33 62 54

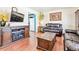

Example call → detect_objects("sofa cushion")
46 23 61 27
65 29 77 34
71 35 79 43
65 40 79 51
65 33 79 42
65 29 79 51
65 33 71 40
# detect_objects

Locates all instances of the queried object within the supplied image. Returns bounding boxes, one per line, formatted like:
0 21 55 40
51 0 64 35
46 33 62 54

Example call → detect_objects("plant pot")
0 21 6 27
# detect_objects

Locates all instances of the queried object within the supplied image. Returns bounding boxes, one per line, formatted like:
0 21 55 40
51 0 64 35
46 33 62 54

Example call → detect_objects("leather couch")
43 23 63 36
64 29 79 51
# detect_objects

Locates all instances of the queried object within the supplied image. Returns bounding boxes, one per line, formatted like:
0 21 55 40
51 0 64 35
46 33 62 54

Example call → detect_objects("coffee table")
37 32 56 51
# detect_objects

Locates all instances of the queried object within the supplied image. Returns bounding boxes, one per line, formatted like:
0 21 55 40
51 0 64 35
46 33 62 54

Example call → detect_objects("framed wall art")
49 12 62 21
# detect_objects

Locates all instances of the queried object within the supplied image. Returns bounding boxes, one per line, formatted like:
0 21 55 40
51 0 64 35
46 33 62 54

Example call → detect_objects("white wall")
0 7 11 21
27 8 39 32
9 7 39 32
0 7 39 32
41 8 79 31
0 7 29 26
1 7 78 32
9 7 29 26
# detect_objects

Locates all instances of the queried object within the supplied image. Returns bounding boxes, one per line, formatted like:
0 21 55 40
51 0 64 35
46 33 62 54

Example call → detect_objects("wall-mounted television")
10 12 24 22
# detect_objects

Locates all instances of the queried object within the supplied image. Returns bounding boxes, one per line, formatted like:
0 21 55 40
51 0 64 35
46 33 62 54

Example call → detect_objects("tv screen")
10 12 24 22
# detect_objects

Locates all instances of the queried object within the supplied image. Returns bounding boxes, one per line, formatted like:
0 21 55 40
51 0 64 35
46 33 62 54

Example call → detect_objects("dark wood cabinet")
0 26 29 46
38 26 41 32
25 26 29 37
2 28 12 45
0 28 12 46
38 26 44 32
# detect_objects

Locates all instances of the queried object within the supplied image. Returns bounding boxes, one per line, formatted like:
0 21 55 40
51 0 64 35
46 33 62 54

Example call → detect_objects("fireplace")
12 27 25 42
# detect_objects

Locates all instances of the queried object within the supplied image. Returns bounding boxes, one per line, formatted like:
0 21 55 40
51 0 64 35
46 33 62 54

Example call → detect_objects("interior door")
29 17 35 31
28 14 36 32
2 28 12 46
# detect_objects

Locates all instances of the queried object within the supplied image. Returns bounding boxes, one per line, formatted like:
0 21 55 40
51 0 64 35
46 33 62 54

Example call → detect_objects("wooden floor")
0 32 64 51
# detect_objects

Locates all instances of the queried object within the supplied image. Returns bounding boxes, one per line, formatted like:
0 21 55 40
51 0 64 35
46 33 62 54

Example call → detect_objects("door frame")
28 13 36 32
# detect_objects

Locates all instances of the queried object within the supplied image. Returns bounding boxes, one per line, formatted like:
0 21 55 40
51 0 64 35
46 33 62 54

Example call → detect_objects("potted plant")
38 12 44 25
38 12 44 32
0 16 6 27
1 19 6 27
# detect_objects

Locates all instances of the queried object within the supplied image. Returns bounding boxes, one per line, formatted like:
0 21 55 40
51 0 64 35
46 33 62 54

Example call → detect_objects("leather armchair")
64 29 79 51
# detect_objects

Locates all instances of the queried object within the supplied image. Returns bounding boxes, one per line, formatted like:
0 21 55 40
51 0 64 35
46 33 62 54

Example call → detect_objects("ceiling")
29 7 78 12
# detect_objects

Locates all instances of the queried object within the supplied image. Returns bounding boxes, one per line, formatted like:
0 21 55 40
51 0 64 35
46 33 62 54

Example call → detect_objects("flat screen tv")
10 12 24 22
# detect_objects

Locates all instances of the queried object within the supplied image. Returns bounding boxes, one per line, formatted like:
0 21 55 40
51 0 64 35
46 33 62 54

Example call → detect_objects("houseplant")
0 15 7 27
38 12 44 32
38 12 44 25
0 18 6 27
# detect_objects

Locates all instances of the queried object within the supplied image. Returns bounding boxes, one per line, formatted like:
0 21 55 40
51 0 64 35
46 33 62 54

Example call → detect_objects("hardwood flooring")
0 32 64 51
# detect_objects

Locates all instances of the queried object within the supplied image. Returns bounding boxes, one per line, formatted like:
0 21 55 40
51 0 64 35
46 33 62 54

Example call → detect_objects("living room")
0 7 79 51
30 7 79 51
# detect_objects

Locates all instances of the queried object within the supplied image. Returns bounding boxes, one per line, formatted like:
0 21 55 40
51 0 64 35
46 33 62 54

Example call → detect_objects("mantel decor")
0 15 7 27
0 11 9 27
49 12 62 21
0 19 6 27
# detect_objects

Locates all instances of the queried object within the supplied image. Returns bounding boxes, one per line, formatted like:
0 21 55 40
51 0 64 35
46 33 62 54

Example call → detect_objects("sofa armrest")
65 29 77 34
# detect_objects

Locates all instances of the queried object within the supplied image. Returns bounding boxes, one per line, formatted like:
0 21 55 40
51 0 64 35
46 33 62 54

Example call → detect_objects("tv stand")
0 26 29 46
12 27 25 42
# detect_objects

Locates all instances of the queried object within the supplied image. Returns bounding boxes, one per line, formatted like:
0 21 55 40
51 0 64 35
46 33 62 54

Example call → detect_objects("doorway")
28 13 36 32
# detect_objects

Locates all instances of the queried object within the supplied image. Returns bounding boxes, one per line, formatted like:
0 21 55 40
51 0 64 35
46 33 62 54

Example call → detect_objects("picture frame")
49 12 62 21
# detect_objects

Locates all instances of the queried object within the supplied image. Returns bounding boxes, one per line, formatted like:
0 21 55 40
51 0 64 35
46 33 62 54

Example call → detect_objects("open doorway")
28 13 36 32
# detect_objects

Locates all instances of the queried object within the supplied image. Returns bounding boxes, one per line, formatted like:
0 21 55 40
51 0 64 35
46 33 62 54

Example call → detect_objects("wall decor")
49 12 62 21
